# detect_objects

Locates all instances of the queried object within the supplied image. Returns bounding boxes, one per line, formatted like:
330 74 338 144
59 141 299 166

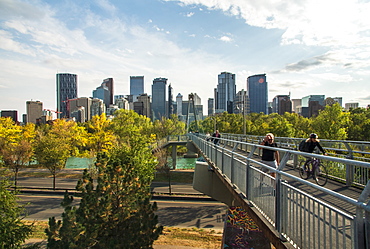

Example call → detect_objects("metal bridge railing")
153 135 188 149
189 134 370 249
218 133 370 188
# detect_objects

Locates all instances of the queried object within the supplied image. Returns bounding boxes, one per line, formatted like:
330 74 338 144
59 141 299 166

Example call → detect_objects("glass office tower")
151 77 167 120
130 76 144 96
247 74 268 114
215 72 236 113
56 73 77 118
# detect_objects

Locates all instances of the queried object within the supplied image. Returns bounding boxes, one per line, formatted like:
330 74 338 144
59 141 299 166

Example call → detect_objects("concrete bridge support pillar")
171 145 177 169
193 162 242 207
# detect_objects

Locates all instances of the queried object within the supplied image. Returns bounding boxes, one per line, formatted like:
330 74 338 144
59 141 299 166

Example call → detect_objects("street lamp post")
242 89 246 135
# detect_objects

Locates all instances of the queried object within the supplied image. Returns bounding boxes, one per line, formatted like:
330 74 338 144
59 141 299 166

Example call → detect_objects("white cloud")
0 30 36 56
166 0 370 49
0 0 46 20
186 12 195 17
311 73 353 83
95 0 117 14
219 36 232 42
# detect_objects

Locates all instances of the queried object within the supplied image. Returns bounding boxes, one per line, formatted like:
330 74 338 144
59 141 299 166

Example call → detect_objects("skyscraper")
56 73 78 119
1 110 18 122
272 95 292 115
302 95 325 117
234 90 249 114
134 94 151 118
93 85 110 108
207 98 214 116
151 77 167 120
215 72 236 113
26 100 43 123
91 98 105 118
301 95 325 107
130 76 144 96
102 78 114 106
69 97 92 122
168 83 174 118
176 93 183 117
247 74 268 114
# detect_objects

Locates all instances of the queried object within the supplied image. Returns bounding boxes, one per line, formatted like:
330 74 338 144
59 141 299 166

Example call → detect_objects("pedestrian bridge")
161 134 370 249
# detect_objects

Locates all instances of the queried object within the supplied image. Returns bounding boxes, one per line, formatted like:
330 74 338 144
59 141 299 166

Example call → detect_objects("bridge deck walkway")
215 142 364 216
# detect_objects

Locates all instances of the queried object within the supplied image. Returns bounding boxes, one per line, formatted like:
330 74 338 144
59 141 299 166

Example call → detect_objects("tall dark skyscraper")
272 95 292 115
151 77 167 120
130 76 144 96
247 74 267 114
215 72 236 113
1 110 18 122
168 83 174 118
56 73 77 118
102 78 114 106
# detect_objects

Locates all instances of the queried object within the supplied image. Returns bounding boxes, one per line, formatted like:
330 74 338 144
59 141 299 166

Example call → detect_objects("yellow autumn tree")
0 117 35 187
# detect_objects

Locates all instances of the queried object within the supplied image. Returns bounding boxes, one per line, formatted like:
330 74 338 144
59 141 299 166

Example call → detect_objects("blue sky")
1 0 370 118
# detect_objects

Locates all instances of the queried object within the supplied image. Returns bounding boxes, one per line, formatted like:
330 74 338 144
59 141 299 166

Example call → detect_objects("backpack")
298 139 309 152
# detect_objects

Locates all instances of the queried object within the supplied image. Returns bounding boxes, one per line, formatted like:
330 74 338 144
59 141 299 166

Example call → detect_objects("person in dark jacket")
212 130 221 145
304 133 327 154
302 133 327 165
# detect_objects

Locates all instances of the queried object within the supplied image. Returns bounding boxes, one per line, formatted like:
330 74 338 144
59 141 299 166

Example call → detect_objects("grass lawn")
24 221 222 249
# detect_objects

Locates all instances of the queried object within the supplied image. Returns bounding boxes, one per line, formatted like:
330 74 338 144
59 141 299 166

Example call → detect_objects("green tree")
46 147 163 248
266 114 294 137
248 113 270 136
282 112 311 138
110 109 154 145
347 108 370 141
200 115 217 134
153 115 186 140
34 119 89 190
311 103 349 140
34 131 70 190
0 177 33 248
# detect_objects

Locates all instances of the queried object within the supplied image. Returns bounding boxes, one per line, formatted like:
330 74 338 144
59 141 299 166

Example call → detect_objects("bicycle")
299 157 328 186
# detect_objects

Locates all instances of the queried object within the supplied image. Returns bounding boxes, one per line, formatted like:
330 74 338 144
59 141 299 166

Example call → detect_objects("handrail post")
246 146 257 199
275 152 290 240
344 142 354 186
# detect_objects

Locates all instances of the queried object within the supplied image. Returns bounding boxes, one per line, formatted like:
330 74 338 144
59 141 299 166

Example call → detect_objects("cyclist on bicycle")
301 133 327 164
299 133 329 185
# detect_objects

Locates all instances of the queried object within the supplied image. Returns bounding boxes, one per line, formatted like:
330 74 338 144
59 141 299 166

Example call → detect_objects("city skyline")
1 0 370 117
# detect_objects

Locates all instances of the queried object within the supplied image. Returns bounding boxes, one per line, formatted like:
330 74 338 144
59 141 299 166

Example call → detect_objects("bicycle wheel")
314 163 328 186
299 161 310 180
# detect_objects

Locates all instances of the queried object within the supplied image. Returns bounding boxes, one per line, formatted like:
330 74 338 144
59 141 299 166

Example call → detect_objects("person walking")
260 133 280 177
212 130 221 145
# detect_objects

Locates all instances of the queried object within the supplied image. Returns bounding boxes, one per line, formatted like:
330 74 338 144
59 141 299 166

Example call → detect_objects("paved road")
18 193 227 231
